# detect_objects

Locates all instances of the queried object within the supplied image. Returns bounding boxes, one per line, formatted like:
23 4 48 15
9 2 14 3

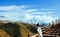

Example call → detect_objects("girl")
37 23 43 37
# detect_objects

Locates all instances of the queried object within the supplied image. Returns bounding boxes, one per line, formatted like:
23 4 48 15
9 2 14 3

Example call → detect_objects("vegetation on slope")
0 21 36 37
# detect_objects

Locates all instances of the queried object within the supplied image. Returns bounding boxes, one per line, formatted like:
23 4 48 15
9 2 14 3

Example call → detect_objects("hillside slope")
0 22 35 37
0 29 13 37
16 22 35 37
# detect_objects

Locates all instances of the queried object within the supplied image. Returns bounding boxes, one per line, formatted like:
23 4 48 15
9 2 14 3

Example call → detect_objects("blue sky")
0 0 60 24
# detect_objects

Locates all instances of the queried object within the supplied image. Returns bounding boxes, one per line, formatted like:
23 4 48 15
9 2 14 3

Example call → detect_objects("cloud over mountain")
0 5 58 24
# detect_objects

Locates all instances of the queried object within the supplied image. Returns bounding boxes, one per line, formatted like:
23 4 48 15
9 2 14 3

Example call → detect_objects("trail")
41 25 60 37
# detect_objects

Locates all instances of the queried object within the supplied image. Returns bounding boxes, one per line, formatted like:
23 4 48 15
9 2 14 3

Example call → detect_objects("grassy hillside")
16 22 35 37
0 21 36 37
0 29 13 37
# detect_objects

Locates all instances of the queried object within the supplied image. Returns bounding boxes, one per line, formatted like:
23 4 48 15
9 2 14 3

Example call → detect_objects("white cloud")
40 8 52 11
0 5 58 24
27 11 53 15
0 5 25 11
26 9 38 12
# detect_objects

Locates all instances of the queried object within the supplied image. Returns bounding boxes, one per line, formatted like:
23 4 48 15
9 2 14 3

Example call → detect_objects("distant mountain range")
0 16 48 24
20 17 44 24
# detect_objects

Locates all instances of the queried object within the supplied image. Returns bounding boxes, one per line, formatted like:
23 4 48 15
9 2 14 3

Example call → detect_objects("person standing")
37 23 43 37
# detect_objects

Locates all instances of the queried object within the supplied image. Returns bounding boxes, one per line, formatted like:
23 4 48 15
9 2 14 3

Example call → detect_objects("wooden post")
54 29 57 37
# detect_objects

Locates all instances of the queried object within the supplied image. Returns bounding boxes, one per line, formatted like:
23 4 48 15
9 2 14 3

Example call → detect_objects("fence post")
54 29 56 37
